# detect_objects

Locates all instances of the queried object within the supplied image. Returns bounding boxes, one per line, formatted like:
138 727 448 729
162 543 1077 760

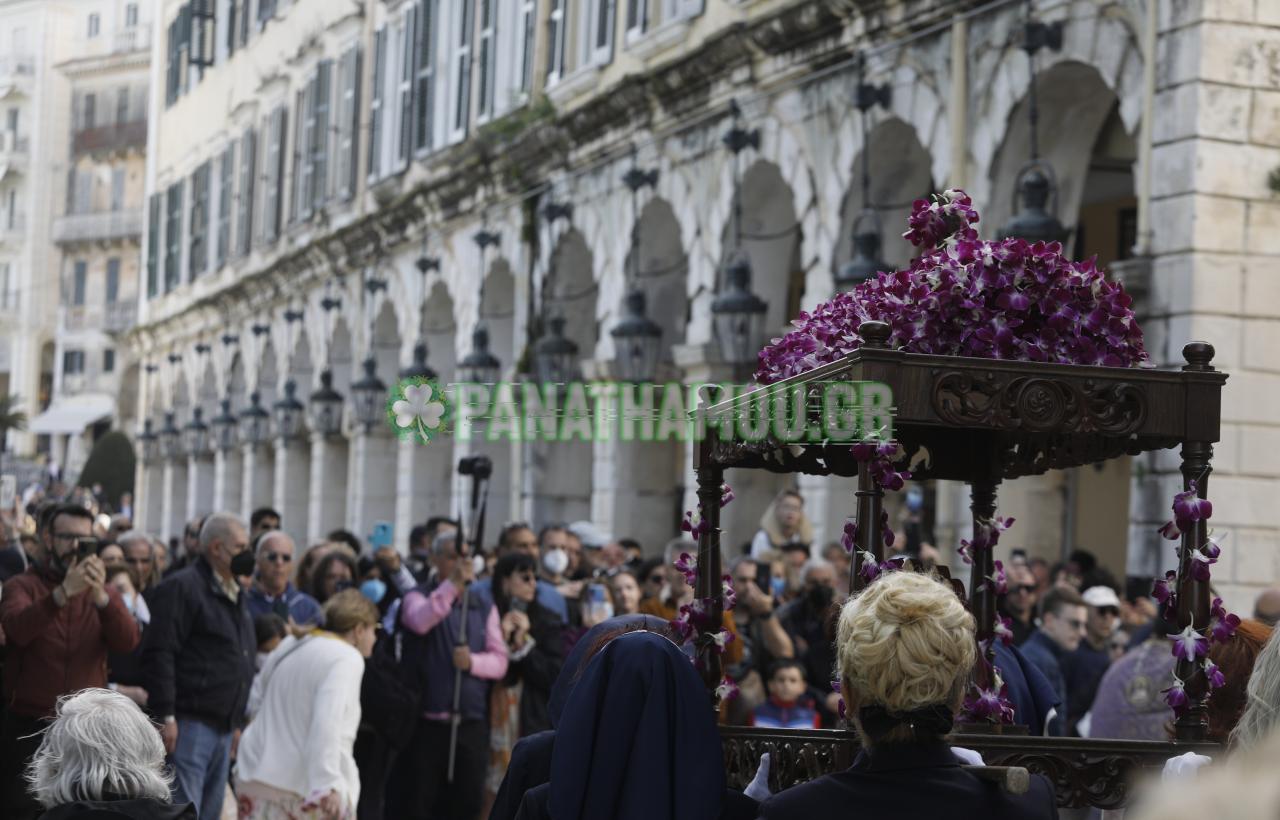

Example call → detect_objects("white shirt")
236 632 365 811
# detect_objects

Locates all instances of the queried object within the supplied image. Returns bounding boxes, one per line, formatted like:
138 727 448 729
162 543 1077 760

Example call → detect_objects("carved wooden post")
1174 341 1216 742
850 319 891 595
968 479 1000 669
695 459 726 694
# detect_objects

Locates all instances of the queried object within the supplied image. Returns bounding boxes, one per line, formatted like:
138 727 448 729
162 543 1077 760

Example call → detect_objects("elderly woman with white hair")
26 688 194 820
759 570 1059 820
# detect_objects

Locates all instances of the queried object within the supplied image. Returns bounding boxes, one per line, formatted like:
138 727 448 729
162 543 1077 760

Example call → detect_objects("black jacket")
503 601 564 738
39 798 196 820
758 740 1058 820
140 557 256 731
513 783 757 820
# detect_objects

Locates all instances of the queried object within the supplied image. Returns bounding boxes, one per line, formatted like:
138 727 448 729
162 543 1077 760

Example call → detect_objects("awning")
28 394 115 435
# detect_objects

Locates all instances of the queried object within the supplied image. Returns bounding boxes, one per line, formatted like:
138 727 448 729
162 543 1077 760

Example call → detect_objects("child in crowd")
750 659 821 729
254 613 288 671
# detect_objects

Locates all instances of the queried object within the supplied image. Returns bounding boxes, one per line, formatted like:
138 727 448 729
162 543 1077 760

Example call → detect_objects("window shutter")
291 87 308 223
237 128 256 256
452 1 473 138
217 143 234 267
335 47 358 200
106 258 120 304
368 28 386 180
312 59 331 209
146 194 161 297
189 162 210 278
398 9 416 168
414 0 436 153
263 108 284 242
164 181 184 292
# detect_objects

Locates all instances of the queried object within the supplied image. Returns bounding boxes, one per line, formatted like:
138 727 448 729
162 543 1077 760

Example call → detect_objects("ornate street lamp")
137 418 160 462
835 59 893 290
611 149 662 382
210 397 238 451
309 370 344 436
533 197 580 385
273 379 305 440
182 407 210 457
998 5 1067 244
460 226 502 384
711 251 767 369
711 101 768 368
238 391 271 447
159 412 181 460
350 356 387 429
400 341 438 381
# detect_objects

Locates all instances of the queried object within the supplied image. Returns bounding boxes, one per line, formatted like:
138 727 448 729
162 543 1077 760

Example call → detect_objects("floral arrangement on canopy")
754 189 1150 384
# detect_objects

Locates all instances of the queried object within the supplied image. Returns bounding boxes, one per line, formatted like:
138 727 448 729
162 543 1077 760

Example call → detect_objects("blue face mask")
360 578 387 604
770 577 786 599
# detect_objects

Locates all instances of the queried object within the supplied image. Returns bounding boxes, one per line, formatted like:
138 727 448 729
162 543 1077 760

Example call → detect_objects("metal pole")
446 471 490 783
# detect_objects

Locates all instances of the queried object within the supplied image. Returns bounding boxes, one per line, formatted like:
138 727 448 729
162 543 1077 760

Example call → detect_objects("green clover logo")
387 377 451 444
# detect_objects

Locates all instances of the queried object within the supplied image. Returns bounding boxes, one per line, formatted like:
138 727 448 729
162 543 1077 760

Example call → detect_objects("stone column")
346 429 398 545
273 438 311 548
213 447 243 514
239 444 274 521
308 433 349 546
141 462 165 535
394 436 454 554
161 458 188 543
186 455 215 519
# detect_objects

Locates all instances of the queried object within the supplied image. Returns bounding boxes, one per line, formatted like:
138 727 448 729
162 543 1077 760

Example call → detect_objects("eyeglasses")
1010 585 1036 595
124 556 152 566
1065 619 1086 631
646 574 663 584
262 551 293 564
1097 606 1119 618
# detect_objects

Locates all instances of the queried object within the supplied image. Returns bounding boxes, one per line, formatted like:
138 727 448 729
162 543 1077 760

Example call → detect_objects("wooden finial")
859 320 891 348
1182 341 1216 372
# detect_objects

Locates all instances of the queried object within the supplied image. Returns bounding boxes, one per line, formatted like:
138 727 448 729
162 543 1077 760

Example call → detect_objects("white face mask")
472 555 486 576
543 548 569 576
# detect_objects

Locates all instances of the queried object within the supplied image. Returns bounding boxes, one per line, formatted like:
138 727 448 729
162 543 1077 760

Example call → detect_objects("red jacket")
0 569 140 717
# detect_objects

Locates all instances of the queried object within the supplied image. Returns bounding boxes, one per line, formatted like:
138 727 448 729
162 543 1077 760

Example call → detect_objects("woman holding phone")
484 554 566 815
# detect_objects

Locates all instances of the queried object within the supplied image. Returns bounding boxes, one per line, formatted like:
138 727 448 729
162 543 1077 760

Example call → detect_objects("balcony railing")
62 300 138 333
52 210 142 244
113 27 151 54
72 120 147 156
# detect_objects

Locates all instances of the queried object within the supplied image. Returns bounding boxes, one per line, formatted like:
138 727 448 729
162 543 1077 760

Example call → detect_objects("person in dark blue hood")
490 614 673 820
513 631 756 820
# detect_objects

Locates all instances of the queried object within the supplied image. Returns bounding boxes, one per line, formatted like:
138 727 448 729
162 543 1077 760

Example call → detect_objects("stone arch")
622 197 689 368
370 301 401 385
834 117 935 280
255 338 278 407
985 60 1128 250
545 228 598 362
329 318 354 396
420 280 457 383
482 258 517 379
726 159 803 340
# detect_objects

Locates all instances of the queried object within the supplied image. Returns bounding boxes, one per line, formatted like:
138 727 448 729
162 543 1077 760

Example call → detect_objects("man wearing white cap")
1061 584 1122 735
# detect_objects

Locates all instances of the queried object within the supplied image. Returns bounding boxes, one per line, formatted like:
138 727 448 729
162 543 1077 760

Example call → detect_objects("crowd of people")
1 482 1280 819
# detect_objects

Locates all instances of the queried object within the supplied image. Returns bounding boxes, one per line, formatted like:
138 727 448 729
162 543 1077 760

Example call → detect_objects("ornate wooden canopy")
690 320 1229 808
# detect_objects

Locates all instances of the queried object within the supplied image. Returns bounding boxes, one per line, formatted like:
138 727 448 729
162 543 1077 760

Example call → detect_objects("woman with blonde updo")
759 571 1058 820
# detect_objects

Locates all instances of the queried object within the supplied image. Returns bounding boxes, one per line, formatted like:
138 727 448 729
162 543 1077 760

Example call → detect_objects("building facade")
131 0 1280 613
0 0 150 481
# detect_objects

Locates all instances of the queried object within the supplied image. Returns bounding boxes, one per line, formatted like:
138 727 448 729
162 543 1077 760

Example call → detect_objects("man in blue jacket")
142 512 256 819
1020 585 1088 737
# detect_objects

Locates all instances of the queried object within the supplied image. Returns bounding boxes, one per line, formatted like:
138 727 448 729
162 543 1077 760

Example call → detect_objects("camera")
75 537 101 561
458 455 493 479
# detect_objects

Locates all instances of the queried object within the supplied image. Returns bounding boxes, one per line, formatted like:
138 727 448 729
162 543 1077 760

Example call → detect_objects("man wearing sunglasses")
1060 585 1123 736
0 502 140 819
245 530 323 629
1020 585 1088 737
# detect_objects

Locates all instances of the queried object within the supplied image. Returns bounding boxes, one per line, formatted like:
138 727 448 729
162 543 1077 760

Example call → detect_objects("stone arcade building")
130 0 1280 613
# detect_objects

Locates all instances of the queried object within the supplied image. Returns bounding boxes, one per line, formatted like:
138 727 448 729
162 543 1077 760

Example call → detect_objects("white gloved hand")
1161 751 1212 781
951 746 985 766
744 752 772 801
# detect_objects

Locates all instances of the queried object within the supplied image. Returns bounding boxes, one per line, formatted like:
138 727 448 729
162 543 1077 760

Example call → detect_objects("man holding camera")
0 502 141 819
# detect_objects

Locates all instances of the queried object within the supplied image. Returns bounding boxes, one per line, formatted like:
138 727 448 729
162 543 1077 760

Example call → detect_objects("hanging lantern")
711 251 768 367
273 380 306 441
458 326 501 385
350 356 388 429
309 370 345 436
835 209 889 290
998 163 1068 244
159 412 181 460
182 407 210 457
400 341 438 381
238 391 271 447
137 418 160 462
210 398 238 451
610 290 662 383
533 316 581 385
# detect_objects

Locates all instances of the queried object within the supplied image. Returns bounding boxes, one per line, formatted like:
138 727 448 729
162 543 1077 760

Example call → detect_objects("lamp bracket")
1021 20 1063 55
221 334 239 348
415 255 441 274
144 363 159 374
194 343 211 356
473 230 501 250
622 167 659 194
722 125 760 156
542 201 574 224
855 81 891 113
321 296 342 313
251 323 271 337
284 309 305 324
365 277 388 295
167 353 182 365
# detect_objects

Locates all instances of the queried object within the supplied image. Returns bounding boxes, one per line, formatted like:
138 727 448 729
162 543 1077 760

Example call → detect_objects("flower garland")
754 190 1150 385
673 483 740 702
955 512 1019 726
1154 480 1239 716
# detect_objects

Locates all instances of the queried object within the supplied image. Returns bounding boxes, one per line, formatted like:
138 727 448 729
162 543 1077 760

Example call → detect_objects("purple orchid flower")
680 510 709 541
988 560 1008 596
720 483 735 508
859 551 882 583
1153 571 1176 605
722 574 737 612
994 616 1015 647
1210 610 1241 644
710 628 735 654
841 520 857 553
1173 482 1212 526
673 552 698 585
1189 547 1218 582
715 676 739 702
1158 520 1182 541
1205 659 1226 690
1163 677 1189 716
1171 624 1210 662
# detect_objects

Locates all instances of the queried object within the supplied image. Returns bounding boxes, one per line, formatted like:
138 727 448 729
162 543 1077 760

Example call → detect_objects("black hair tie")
857 703 955 737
